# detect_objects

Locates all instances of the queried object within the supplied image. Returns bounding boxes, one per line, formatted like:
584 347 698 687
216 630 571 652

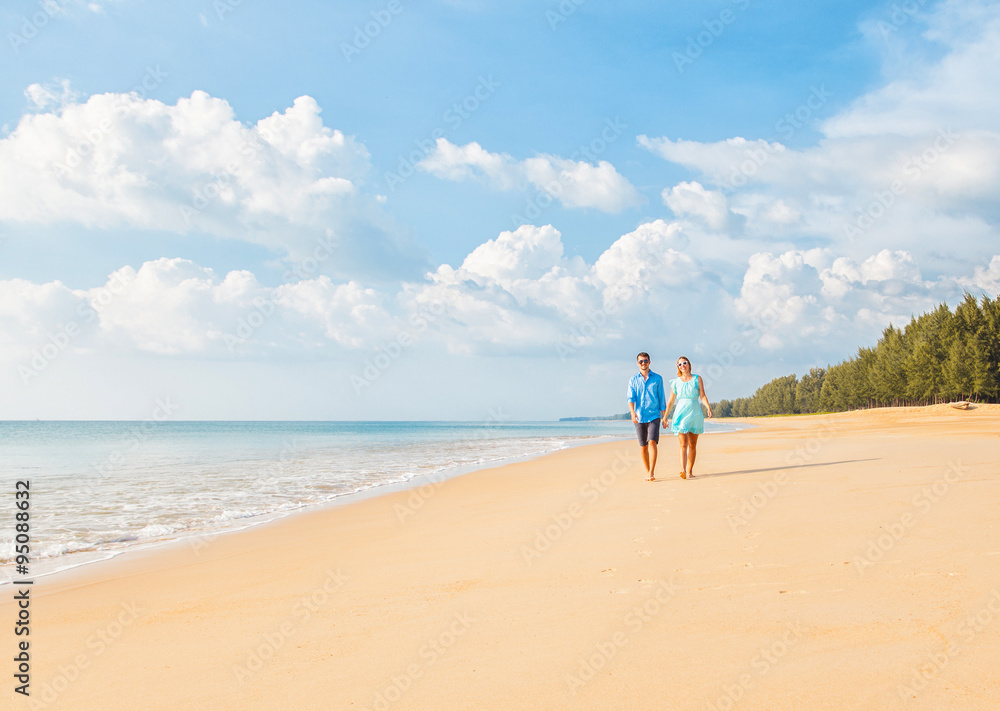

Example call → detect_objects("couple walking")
627 352 713 481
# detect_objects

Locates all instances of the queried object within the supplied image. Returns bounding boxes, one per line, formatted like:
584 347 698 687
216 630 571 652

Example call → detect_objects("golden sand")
4 405 1000 710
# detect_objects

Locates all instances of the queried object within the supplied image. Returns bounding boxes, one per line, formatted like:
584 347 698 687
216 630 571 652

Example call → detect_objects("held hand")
661 416 669 427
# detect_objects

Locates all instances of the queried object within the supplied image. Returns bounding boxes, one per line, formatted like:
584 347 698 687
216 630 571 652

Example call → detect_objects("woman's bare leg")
686 433 700 477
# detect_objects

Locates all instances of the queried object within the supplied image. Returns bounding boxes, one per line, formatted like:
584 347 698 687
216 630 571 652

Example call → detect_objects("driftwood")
949 401 971 410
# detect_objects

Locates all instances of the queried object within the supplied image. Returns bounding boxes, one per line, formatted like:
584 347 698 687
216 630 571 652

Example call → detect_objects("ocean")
0 419 743 581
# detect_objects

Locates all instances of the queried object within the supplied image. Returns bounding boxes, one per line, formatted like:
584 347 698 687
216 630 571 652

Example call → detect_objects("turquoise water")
0 419 741 579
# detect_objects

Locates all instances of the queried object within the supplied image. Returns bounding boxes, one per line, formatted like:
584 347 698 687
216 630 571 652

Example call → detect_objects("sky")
1 0 999 421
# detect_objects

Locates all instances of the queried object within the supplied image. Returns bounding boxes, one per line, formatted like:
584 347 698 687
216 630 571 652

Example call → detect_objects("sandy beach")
5 405 1000 710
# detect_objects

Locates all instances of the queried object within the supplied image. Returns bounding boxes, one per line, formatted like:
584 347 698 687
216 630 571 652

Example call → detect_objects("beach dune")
4 405 1000 710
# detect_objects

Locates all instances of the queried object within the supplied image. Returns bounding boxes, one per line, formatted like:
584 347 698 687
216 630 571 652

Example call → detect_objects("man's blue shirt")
628 371 666 423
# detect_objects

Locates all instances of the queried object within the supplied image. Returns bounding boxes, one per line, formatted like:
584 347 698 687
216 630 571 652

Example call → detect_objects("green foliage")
710 292 1000 416
795 367 826 413
747 374 797 416
868 326 907 404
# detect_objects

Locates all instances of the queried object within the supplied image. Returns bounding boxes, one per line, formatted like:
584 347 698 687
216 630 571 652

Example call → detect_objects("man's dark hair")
636 352 650 361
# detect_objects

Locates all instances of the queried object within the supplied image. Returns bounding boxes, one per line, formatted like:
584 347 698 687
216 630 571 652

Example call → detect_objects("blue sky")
1 0 999 420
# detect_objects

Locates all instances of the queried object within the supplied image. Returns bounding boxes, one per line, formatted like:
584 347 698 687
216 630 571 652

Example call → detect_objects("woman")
662 356 713 479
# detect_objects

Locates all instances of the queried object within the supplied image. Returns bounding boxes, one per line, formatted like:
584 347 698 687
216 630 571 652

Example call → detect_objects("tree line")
713 293 1000 417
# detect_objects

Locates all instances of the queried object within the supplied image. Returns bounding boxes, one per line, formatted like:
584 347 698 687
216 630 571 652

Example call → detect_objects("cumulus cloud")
590 219 694 295
24 80 79 111
638 0 1000 273
959 255 1000 296
0 278 82 343
2 218 997 401
411 220 718 357
416 225 593 350
0 89 426 281
833 0 1000 137
1 222 701 362
1 257 393 364
457 224 572 288
733 248 972 352
417 138 643 213
662 180 742 232
415 139 515 188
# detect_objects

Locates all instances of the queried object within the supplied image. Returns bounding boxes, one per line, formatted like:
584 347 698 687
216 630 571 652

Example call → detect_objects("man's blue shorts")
634 420 660 447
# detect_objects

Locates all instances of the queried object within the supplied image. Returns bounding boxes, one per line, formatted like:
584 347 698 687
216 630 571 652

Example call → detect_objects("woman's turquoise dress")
670 374 704 435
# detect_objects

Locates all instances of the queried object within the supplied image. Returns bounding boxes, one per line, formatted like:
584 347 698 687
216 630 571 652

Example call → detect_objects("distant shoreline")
558 413 631 421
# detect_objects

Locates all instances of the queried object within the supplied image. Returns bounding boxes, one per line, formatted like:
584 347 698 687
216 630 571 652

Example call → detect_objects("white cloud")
662 180 741 232
418 138 642 213
2 217 998 417
415 139 515 188
7 0 1000 416
274 278 389 348
4 224 969 364
833 0 1000 137
521 155 643 212
591 219 694 295
0 278 82 342
409 220 718 357
0 89 426 281
458 224 571 288
24 80 79 111
417 225 593 348
89 259 229 354
0 222 696 362
638 135 787 188
734 248 968 351
637 1 1000 272
1 258 393 360
959 255 1000 296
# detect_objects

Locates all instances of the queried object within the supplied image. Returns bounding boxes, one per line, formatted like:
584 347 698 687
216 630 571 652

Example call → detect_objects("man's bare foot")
679 471 686 479
646 474 655 481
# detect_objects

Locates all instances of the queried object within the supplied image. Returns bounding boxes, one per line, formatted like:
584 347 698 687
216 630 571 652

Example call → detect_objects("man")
627 352 667 481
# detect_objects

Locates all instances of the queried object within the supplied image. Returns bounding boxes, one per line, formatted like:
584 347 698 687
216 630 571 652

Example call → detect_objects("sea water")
0 419 743 580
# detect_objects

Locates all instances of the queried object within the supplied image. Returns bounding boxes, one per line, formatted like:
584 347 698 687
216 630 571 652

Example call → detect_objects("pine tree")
944 339 973 400
715 292 998 415
818 362 851 411
904 305 951 403
795 368 826 413
978 295 1000 399
869 326 907 405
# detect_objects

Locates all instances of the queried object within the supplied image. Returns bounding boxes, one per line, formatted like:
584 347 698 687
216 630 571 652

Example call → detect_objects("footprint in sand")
648 526 662 532
611 588 630 594
632 537 645 543
601 568 617 575
636 550 652 558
